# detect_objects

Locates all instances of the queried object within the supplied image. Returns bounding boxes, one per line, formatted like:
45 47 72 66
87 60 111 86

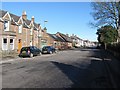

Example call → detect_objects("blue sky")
1 2 97 41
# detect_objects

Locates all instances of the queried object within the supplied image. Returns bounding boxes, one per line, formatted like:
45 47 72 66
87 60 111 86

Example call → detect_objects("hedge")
107 43 120 53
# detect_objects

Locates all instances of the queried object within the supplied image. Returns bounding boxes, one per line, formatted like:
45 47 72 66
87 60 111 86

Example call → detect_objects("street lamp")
44 20 48 28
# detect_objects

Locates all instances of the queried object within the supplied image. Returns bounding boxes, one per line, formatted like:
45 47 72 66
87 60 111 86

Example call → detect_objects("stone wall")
107 49 120 60
0 49 18 59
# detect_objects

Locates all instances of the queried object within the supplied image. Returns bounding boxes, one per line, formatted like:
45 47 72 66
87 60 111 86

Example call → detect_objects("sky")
1 2 98 41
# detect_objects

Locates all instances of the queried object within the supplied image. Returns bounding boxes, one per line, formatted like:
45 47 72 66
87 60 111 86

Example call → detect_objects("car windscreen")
21 47 30 51
43 46 50 49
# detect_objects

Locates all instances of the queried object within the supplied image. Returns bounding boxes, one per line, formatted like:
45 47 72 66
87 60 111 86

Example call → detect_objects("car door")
51 46 54 52
30 46 35 55
33 46 37 55
34 46 40 55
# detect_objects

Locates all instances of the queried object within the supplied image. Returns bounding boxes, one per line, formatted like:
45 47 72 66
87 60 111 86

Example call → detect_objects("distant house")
47 33 65 50
56 32 73 49
70 34 84 47
83 40 91 47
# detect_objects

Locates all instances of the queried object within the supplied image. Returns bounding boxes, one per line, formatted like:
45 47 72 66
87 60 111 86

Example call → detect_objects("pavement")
104 51 120 88
101 49 120 88
0 56 20 64
0 49 75 64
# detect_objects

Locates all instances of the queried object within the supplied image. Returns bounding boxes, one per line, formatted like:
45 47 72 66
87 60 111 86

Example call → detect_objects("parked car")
42 46 56 54
19 46 42 58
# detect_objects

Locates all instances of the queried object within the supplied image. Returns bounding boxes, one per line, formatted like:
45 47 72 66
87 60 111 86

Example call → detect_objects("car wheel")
30 53 33 58
38 52 42 56
49 51 52 54
55 50 57 53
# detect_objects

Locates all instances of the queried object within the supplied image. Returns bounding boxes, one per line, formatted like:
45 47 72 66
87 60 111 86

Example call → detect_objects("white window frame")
2 38 8 50
10 39 14 50
4 20 9 31
18 24 22 33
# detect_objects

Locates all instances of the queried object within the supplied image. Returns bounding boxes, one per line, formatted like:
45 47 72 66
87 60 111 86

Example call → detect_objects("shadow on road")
51 48 120 88
51 60 110 88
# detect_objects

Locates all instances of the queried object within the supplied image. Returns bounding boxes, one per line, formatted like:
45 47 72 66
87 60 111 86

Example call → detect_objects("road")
1 48 118 88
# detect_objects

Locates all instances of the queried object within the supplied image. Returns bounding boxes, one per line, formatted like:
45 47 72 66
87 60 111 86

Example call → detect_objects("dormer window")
18 24 22 33
4 20 9 31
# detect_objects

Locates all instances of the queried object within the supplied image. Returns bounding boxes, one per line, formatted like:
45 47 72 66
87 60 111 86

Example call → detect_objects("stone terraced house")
0 10 42 58
0 10 85 58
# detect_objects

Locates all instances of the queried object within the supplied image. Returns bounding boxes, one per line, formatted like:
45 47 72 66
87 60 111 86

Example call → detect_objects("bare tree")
90 1 120 29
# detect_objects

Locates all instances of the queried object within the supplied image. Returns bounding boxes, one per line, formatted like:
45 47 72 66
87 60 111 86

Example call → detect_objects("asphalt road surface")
1 48 117 88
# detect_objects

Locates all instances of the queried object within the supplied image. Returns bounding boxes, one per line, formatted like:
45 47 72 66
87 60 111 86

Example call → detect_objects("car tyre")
49 51 52 54
39 52 42 56
55 50 57 53
30 53 33 58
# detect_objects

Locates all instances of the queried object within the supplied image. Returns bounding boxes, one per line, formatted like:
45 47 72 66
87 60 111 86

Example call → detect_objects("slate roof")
34 22 39 28
34 22 40 30
47 33 65 42
57 32 73 42
10 13 20 22
0 18 3 22
0 10 40 29
0 10 7 18
23 19 31 25
70 35 83 41
23 22 30 28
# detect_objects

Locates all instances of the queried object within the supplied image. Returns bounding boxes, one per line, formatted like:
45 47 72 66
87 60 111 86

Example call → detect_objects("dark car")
19 46 42 58
42 46 56 54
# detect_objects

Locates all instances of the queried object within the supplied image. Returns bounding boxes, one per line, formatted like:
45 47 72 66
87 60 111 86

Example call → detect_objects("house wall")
56 33 67 49
0 20 18 58
37 26 42 48
0 21 3 57
16 25 33 53
47 35 54 46
26 28 30 47
40 30 49 48
33 30 38 47
68 42 72 48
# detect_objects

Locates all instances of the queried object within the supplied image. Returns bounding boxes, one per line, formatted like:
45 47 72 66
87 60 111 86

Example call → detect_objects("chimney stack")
22 11 27 20
72 34 74 37
66 34 69 37
31 16 34 22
